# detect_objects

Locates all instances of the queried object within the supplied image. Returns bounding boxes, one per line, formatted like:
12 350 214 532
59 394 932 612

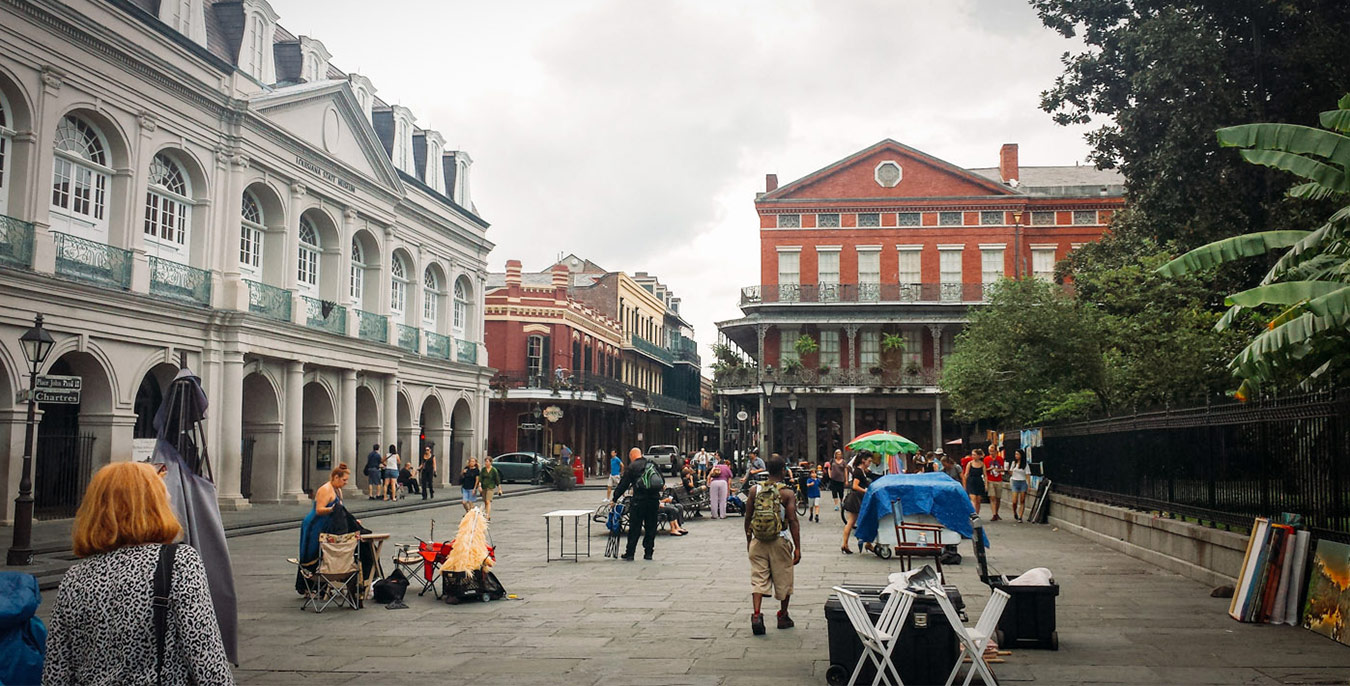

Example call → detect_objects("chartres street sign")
34 375 81 404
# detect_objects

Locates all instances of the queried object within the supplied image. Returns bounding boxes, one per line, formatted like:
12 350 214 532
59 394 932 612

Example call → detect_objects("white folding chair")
832 586 917 686
934 586 1009 686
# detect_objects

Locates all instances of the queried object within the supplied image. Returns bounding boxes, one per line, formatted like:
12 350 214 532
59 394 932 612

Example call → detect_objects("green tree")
941 279 1106 426
1035 0 1350 248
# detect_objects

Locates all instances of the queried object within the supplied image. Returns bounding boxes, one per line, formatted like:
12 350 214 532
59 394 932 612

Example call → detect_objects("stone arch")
349 227 382 312
419 389 446 469
301 379 337 496
34 348 117 518
296 206 341 300
0 67 34 217
449 397 473 482
241 370 281 502
354 382 380 474
49 105 132 245
395 386 414 460
241 180 287 285
145 144 211 267
131 361 178 440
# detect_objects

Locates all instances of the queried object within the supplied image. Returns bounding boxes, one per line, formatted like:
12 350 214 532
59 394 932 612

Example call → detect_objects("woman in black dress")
963 449 988 517
839 452 875 554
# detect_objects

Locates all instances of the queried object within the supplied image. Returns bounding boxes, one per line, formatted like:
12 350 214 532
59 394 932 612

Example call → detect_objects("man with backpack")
611 447 664 561
744 454 801 635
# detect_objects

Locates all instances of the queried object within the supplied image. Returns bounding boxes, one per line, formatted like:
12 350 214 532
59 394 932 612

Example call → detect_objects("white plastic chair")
832 586 917 686
934 586 1009 686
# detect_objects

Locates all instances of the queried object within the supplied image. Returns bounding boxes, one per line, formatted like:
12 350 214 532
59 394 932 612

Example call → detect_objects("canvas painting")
1303 538 1350 646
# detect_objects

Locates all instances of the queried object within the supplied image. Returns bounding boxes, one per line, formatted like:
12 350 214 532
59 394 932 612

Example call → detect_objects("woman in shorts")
1008 448 1030 522
460 457 481 512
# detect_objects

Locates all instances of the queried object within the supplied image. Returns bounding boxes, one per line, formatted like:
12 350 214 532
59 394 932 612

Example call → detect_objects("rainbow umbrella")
846 430 920 455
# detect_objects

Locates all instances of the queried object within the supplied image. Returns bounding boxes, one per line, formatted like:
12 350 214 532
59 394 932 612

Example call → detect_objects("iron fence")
148 256 212 306
53 232 132 290
455 338 477 364
245 279 292 322
396 324 419 352
35 433 95 520
425 331 451 359
0 214 35 270
356 309 387 343
302 296 345 335
1042 388 1350 540
740 282 989 306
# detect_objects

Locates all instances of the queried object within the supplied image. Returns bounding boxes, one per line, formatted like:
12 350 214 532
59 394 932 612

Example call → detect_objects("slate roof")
968 166 1124 197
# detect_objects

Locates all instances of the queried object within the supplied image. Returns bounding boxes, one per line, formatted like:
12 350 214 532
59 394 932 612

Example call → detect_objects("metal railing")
396 324 419 352
1041 388 1350 540
147 256 212 307
492 371 709 418
456 338 477 364
714 365 940 389
740 282 991 306
670 336 700 364
302 296 346 335
245 279 292 322
53 232 132 290
0 214 35 270
356 310 387 343
425 331 451 359
627 335 674 364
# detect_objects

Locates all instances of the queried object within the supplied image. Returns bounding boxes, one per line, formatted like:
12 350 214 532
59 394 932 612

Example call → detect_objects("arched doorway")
396 390 414 462
302 381 336 497
132 363 179 440
241 371 281 502
35 351 113 519
450 398 473 485
355 384 380 476
419 393 445 477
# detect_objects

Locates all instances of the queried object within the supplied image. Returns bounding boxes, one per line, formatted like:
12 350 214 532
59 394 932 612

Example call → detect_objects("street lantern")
787 392 799 411
760 378 777 399
8 314 57 566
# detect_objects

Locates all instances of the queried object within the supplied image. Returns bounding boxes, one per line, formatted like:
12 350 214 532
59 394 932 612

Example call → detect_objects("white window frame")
902 329 923 370
423 267 441 330
816 247 840 302
1031 244 1058 282
857 247 881 302
776 247 800 302
779 327 798 364
939 245 963 302
349 237 365 303
297 216 320 293
859 330 880 369
240 191 264 275
390 254 408 315
979 244 1005 284
817 213 840 228
819 330 840 369
896 245 922 285
143 152 192 261
776 214 800 229
0 91 12 216
50 115 111 242
452 277 469 338
527 335 545 378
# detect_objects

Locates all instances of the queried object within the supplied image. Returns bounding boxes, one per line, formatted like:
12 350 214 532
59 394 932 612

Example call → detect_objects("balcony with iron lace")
714 364 942 393
739 282 996 307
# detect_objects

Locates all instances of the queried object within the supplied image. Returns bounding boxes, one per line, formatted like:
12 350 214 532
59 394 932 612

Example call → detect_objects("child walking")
805 469 822 522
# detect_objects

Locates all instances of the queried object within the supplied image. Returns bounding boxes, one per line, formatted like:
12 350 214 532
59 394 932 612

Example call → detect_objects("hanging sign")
736 410 749 422
543 405 564 423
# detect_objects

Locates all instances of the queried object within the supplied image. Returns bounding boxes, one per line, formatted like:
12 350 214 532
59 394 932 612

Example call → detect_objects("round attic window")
321 107 341 153
875 160 902 188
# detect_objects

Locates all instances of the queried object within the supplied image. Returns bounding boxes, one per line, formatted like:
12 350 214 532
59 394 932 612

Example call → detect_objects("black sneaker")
620 554 635 561
777 611 794 629
643 552 653 561
751 613 766 636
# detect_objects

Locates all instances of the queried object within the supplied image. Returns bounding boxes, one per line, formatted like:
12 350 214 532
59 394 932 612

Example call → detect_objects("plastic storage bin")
824 584 962 686
982 574 1059 650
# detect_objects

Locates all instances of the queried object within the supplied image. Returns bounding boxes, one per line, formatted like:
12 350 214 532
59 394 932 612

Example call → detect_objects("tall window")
776 250 799 302
939 248 963 302
527 335 545 378
981 248 1004 284
349 238 365 302
240 192 264 273
51 115 110 238
453 278 469 337
297 216 320 291
423 268 440 329
390 254 407 314
817 249 839 302
819 330 840 368
903 329 922 370
1032 248 1057 282
857 249 880 301
0 92 12 216
780 327 797 364
859 330 880 369
144 153 191 255
247 14 266 79
897 247 921 288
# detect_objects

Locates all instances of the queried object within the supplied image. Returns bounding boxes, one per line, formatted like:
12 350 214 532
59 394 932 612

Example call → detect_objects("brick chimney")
505 259 522 293
551 264 569 299
999 144 1019 185
766 173 778 192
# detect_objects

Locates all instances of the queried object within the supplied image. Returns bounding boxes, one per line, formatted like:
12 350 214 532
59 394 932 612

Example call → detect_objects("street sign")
34 376 82 404
519 422 543 431
736 410 749 422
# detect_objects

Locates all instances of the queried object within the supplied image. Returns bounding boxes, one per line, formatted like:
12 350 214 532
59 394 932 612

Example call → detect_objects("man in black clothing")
612 447 661 561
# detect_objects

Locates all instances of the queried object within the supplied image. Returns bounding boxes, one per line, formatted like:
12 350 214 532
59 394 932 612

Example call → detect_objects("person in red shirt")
984 448 1006 521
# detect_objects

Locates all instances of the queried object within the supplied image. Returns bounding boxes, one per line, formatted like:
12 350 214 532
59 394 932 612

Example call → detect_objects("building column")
805 405 818 464
886 407 897 433
848 394 856 445
384 374 399 454
340 369 357 491
932 395 944 450
217 352 249 510
845 324 859 374
928 324 945 376
282 360 305 500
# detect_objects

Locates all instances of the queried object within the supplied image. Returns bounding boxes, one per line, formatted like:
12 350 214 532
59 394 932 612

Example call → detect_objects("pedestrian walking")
43 462 235 685
805 468 822 522
963 449 988 516
364 444 382 499
611 447 664 561
419 446 436 499
708 454 733 519
606 449 622 500
745 455 801 635
480 456 503 519
840 453 875 554
382 444 400 501
1008 448 1029 522
986 447 1006 521
827 449 847 512
941 452 961 482
461 457 481 512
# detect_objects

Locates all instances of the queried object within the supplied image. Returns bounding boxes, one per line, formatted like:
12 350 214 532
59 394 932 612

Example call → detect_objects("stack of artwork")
1229 517 1311 625
1302 537 1350 647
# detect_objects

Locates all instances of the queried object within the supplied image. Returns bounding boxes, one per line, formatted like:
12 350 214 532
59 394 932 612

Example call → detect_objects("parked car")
491 452 554 484
644 445 681 475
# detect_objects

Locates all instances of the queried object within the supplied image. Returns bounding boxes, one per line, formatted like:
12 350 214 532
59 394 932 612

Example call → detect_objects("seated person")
398 464 420 495
658 487 689 536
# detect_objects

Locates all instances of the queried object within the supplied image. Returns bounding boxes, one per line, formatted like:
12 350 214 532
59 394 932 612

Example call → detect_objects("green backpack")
749 481 785 541
637 460 665 494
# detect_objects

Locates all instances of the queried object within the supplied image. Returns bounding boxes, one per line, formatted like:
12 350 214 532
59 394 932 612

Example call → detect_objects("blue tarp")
853 472 990 547
0 572 46 685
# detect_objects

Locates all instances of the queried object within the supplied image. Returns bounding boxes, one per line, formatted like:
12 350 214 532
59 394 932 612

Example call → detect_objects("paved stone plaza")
35 487 1350 685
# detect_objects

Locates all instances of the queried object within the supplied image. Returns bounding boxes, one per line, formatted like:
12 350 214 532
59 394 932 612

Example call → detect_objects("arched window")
246 13 267 80
422 267 439 329
390 254 407 314
51 114 110 238
349 238 365 302
453 278 469 338
0 91 11 215
297 216 319 291
144 152 191 253
239 191 263 273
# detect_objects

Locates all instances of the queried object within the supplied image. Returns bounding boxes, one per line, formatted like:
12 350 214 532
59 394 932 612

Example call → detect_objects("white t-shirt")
695 451 708 465
385 454 399 471
1010 464 1028 481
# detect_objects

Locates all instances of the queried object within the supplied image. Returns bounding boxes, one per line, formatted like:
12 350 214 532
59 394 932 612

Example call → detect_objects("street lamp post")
7 314 56 566
759 375 776 456
532 403 543 458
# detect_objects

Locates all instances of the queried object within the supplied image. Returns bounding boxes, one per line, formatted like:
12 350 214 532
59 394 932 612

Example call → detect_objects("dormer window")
299 37 331 84
391 107 415 173
239 1 278 83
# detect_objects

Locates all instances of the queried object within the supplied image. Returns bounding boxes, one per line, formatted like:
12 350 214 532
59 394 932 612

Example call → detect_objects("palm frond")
1156 231 1310 277
1261 223 1338 285
1287 181 1350 202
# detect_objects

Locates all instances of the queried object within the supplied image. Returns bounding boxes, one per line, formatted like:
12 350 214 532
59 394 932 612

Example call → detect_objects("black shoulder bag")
153 543 179 685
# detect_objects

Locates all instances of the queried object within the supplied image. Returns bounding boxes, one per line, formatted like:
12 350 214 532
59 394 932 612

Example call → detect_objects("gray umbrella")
153 367 238 665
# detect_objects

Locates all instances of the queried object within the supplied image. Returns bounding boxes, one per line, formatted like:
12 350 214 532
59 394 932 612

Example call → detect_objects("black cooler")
824 584 963 686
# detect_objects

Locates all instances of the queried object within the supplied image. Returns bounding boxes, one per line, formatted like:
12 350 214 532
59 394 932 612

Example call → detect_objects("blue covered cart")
854 473 989 561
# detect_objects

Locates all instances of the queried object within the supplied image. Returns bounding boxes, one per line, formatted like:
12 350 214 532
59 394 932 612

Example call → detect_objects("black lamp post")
7 314 56 566
532 403 543 457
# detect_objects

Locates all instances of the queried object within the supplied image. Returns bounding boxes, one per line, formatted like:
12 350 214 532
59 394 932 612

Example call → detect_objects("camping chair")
287 557 322 612
891 499 946 581
393 540 448 598
934 585 1010 686
312 532 363 612
832 586 917 686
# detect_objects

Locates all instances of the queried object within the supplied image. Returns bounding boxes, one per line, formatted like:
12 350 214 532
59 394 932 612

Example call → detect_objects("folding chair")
391 543 428 595
312 532 362 612
832 586 917 686
891 499 946 581
934 586 1010 686
287 557 322 612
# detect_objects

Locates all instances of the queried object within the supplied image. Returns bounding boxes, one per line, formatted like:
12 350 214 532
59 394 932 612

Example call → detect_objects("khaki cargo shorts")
748 536 795 600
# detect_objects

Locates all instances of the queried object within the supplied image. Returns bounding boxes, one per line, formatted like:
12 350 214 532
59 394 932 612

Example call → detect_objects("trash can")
981 574 1059 650
824 584 962 686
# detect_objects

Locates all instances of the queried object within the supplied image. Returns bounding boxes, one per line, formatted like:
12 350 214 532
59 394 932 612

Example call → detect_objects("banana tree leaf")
1215 304 1242 331
1156 231 1310 277
1322 102 1350 133
1287 181 1349 202
1225 281 1348 307
1261 223 1339 284
1238 150 1350 193
1218 123 1350 169
1230 292 1350 380
1304 284 1350 321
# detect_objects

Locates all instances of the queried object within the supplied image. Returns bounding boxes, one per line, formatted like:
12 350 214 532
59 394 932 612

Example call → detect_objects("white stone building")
0 0 495 522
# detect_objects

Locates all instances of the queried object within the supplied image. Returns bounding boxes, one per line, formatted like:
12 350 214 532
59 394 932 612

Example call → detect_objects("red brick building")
716 139 1124 461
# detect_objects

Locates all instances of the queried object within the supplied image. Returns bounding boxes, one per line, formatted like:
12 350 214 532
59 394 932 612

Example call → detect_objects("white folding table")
542 509 593 562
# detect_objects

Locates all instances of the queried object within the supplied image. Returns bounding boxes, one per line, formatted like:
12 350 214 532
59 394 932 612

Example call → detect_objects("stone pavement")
35 487 1350 685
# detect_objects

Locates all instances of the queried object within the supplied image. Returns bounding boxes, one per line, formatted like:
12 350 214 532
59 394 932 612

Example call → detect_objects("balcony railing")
627 335 674 364
491 371 709 417
356 310 387 343
148 256 212 307
396 324 419 352
245 279 292 322
425 331 451 359
53 232 132 290
0 215 35 270
740 282 990 306
715 365 941 390
303 296 346 335
456 338 477 364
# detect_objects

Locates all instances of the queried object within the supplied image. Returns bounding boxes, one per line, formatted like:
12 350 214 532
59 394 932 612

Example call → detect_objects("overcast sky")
288 0 1093 367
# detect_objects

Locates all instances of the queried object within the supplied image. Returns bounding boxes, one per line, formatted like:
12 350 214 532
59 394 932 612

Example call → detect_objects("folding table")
542 509 593 562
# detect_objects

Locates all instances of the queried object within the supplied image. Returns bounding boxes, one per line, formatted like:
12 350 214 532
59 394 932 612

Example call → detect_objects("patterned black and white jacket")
42 543 235 685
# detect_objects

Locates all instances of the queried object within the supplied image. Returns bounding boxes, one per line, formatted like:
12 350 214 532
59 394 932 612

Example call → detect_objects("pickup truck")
643 445 681 475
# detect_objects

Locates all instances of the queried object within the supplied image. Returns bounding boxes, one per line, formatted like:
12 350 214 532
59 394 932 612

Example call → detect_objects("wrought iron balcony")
626 334 674 365
456 338 477 364
715 365 941 391
53 232 132 290
396 324 419 352
303 296 346 335
245 279 292 322
356 310 387 343
739 282 990 306
0 215 35 270
148 256 212 307
425 331 451 359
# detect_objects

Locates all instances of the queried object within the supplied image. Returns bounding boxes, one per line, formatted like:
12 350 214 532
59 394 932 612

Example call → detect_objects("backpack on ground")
749 482 785 541
637 459 664 494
